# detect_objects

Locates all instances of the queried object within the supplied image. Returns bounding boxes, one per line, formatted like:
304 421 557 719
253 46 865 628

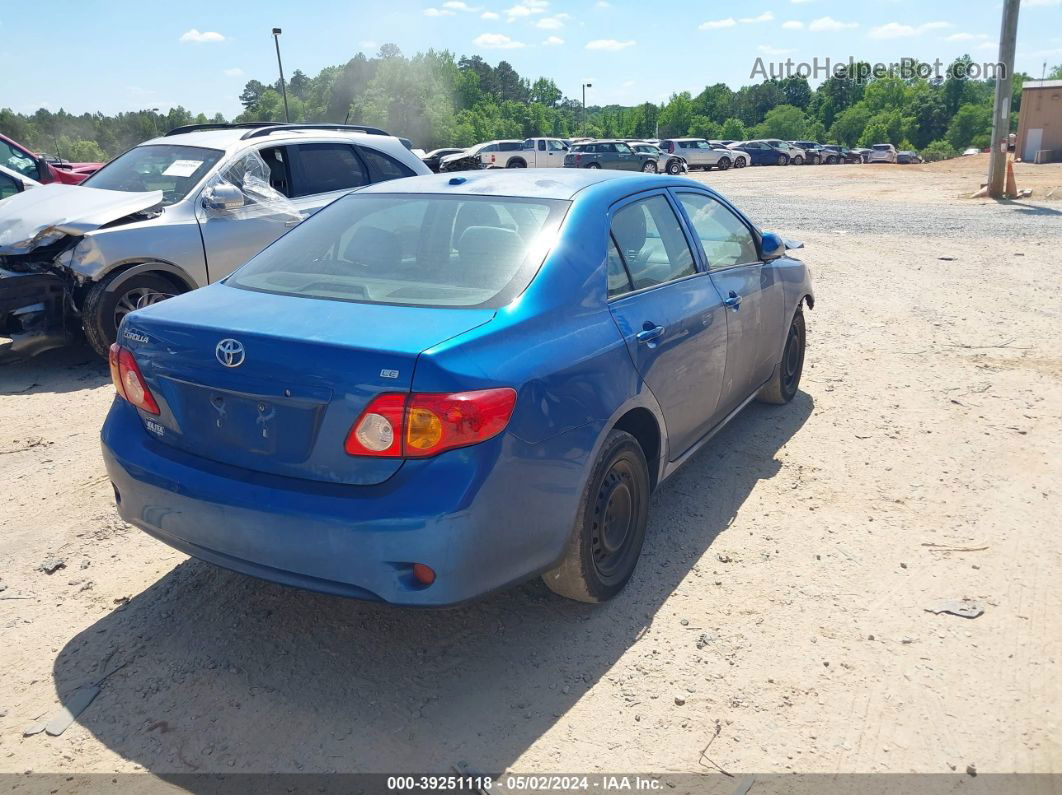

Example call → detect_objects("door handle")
636 324 665 343
723 290 741 310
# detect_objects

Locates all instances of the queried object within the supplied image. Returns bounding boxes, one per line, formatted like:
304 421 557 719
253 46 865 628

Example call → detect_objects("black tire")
642 160 658 173
733 157 746 168
507 159 526 168
586 162 601 169
826 155 838 165
777 154 789 166
757 310 806 405
83 270 181 358
792 155 804 166
716 157 731 171
810 155 821 165
666 159 683 175
542 429 650 603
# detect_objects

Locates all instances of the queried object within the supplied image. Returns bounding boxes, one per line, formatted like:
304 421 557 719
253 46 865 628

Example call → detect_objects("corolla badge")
215 338 246 368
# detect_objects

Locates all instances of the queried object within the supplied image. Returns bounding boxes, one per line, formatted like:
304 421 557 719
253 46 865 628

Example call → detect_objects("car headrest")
454 202 502 240
612 205 647 258
343 226 400 272
457 226 525 271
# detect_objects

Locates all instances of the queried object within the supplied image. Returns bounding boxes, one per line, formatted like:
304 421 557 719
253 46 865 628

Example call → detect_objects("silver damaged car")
0 122 429 360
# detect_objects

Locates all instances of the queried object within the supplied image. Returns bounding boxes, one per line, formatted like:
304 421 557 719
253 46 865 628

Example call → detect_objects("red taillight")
110 343 160 415
344 388 517 459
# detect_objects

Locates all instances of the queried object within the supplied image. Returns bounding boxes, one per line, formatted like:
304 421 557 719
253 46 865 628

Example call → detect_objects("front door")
673 191 785 413
1024 128 1043 163
606 192 728 457
196 145 300 282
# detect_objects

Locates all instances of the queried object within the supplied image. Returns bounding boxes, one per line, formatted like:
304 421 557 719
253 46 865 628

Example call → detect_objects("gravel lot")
0 159 1059 778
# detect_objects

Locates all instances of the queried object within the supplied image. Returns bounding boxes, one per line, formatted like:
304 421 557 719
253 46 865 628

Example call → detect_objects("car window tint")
357 146 416 182
615 143 632 154
294 144 367 197
548 140 567 152
677 192 759 270
607 236 633 298
537 140 546 151
610 195 696 291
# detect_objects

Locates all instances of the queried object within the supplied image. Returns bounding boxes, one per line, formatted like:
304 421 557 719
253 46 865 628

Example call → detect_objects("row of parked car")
417 137 924 174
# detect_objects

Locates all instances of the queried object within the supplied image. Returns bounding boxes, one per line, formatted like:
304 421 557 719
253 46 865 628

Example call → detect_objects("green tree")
659 92 695 137
720 117 746 140
687 115 720 139
754 104 806 140
946 103 992 149
922 139 957 162
829 102 870 145
65 140 106 161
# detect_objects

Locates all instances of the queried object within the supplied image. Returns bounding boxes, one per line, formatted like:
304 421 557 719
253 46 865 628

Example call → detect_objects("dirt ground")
0 160 1059 779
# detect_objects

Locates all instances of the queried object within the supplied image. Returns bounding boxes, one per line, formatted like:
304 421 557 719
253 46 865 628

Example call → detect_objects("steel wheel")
589 457 644 585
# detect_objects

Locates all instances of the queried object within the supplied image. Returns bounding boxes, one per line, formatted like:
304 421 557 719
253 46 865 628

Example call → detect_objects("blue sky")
2 0 1060 118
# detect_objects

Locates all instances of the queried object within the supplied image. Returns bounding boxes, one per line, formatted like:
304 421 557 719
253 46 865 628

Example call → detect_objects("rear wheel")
83 270 182 359
777 154 789 166
733 157 746 169
757 310 806 405
507 159 527 168
792 155 804 166
586 162 601 169
642 160 658 173
543 430 650 603
716 157 731 171
826 155 838 165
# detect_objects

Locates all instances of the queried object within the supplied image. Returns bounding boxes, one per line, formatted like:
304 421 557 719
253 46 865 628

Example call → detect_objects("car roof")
356 169 713 201
138 127 410 156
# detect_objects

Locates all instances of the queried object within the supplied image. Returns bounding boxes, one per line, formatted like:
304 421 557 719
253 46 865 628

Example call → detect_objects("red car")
0 132 102 185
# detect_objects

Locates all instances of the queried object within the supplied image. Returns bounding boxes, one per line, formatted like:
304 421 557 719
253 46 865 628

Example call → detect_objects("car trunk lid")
122 284 494 485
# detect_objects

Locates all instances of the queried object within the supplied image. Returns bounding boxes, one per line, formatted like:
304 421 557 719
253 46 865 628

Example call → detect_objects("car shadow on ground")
996 200 1062 217
52 393 813 774
0 341 107 396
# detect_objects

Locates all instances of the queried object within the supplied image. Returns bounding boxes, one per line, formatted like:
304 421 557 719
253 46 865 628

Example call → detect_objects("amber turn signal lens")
412 563 436 586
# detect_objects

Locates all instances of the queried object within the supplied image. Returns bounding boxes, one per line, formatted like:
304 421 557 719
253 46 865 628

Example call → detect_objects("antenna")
52 133 63 163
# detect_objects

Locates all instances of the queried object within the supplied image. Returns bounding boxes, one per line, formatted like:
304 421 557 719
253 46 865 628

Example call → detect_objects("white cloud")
424 7 456 15
443 1 481 9
782 20 804 29
481 10 500 18
739 11 774 23
586 38 636 51
945 32 988 42
223 67 244 77
542 35 564 45
473 32 526 48
699 17 736 30
595 0 611 6
758 44 794 55
869 21 952 39
976 41 1000 51
808 16 858 32
179 28 225 43
535 13 569 29
505 0 548 20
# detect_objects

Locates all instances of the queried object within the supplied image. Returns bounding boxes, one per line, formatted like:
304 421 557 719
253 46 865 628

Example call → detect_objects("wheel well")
613 408 662 490
508 157 526 167
801 293 815 311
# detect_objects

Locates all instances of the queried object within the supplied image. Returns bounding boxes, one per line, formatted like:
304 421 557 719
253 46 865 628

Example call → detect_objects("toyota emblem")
215 338 245 368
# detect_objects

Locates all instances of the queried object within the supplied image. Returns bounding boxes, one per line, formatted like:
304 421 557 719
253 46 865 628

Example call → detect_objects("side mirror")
202 183 245 211
760 231 785 261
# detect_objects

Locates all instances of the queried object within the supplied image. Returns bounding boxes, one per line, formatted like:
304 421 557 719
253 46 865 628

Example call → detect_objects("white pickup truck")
501 137 570 168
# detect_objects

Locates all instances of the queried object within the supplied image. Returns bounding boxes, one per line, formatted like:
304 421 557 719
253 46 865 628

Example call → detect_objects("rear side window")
676 192 759 270
293 143 367 196
0 171 21 199
358 146 416 182
610 195 695 292
228 193 569 308
607 238 633 298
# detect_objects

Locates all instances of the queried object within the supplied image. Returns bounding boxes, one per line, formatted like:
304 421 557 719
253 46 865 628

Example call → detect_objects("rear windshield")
228 193 569 308
81 144 223 205
872 144 892 151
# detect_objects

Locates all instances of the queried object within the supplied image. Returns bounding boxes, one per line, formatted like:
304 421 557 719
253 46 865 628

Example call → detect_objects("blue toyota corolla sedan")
101 170 814 606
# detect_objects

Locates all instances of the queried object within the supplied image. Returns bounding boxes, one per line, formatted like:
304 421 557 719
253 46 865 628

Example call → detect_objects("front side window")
676 192 759 270
228 193 569 309
0 171 22 199
615 143 633 154
610 195 696 292
548 139 567 152
81 144 223 205
537 140 547 151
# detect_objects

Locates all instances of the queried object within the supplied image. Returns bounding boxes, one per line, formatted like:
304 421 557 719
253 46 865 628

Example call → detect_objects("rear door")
673 190 785 412
288 142 372 219
606 191 728 457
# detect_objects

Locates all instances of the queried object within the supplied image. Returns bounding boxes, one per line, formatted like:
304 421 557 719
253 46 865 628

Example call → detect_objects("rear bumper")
0 268 74 362
101 399 598 605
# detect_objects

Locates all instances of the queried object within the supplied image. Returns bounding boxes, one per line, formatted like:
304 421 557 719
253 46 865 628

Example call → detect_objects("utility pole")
987 0 1019 198
272 27 290 123
581 82 592 136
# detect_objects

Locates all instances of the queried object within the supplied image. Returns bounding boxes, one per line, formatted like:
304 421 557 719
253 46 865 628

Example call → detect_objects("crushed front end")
0 240 80 362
